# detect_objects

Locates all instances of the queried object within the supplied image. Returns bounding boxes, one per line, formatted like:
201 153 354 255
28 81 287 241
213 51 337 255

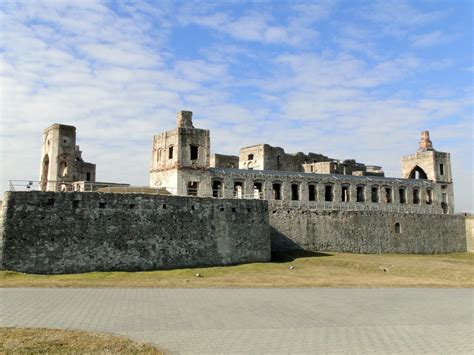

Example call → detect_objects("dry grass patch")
0 252 473 288
0 327 164 354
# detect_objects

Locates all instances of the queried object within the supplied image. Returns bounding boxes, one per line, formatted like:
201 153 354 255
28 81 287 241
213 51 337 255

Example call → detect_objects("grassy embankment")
0 327 164 354
1 252 472 288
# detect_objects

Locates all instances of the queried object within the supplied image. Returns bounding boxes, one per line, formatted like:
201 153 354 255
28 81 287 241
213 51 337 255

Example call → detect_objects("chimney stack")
177 111 194 128
418 131 434 151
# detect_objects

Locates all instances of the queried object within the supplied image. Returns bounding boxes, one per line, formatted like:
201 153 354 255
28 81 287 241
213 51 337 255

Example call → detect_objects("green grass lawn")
1 252 473 288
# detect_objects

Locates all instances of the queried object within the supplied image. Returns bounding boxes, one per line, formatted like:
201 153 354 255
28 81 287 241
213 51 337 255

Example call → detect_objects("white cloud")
410 30 453 48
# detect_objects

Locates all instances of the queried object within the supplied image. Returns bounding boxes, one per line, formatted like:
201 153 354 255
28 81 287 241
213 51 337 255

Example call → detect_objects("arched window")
409 166 428 179
394 222 401 234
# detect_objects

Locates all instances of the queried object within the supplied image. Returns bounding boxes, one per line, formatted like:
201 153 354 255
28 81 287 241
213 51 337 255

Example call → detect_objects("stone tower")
149 111 210 195
401 131 454 213
40 124 96 191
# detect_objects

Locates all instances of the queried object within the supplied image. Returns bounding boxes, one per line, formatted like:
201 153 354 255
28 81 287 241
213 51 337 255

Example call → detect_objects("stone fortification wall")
465 214 474 252
269 208 467 254
1 192 270 274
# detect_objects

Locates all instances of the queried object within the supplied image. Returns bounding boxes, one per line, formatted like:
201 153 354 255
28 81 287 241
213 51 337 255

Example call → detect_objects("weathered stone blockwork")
1 192 270 274
270 208 467 254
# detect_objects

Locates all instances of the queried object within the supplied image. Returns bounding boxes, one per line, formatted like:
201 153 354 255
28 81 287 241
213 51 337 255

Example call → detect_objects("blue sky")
1 0 472 211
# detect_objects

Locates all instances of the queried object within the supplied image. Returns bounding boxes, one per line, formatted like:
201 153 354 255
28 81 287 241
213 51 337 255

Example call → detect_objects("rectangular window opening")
341 186 349 202
356 186 365 202
325 185 333 202
308 185 316 201
440 163 444 176
371 187 379 203
168 146 174 159
212 180 222 198
426 189 432 205
399 188 406 204
272 183 281 200
385 188 392 203
190 145 198 160
413 189 420 204
253 182 262 199
234 182 243 198
291 184 299 201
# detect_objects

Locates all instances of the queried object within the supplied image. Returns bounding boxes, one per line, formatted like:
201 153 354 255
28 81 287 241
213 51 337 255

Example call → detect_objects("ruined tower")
401 131 453 213
40 124 96 191
149 111 210 195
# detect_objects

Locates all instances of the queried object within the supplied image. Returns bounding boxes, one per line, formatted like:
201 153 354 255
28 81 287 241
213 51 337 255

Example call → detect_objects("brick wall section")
0 192 270 274
269 208 467 254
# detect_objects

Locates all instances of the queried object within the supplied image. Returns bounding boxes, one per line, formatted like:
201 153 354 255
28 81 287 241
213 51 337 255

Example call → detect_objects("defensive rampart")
270 207 467 254
0 192 270 274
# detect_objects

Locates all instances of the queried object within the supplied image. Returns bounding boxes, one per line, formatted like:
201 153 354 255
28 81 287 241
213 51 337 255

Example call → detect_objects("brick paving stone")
0 288 472 354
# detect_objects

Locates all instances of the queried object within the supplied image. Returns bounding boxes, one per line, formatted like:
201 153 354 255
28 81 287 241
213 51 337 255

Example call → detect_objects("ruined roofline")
240 143 332 159
43 123 76 133
209 167 435 185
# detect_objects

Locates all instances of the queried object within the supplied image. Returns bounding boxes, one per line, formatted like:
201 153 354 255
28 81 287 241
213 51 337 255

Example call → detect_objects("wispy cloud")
410 30 454 48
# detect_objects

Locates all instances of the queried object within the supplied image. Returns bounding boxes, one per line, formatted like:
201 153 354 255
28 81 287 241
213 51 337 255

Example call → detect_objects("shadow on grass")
271 250 333 263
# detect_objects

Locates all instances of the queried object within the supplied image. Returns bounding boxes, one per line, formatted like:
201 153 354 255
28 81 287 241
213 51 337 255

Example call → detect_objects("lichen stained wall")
269 208 467 254
1 191 270 274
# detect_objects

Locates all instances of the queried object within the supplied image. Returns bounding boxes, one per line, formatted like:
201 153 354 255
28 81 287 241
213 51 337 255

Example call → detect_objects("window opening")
253 182 262 199
212 180 222 198
190 145 198 160
234 182 243 198
168 146 174 159
308 184 316 201
394 222 401 234
409 166 427 179
59 161 68 177
426 189 432 205
341 185 349 202
441 192 447 203
441 202 448 214
187 181 198 196
440 164 444 176
272 183 281 200
86 172 91 182
399 188 406 204
325 185 333 202
385 187 392 203
371 186 379 202
413 189 420 204
248 154 254 160
356 186 365 202
291 184 299 201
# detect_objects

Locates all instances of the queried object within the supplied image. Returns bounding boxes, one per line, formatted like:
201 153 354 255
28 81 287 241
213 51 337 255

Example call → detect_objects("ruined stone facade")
40 124 96 191
0 111 468 275
149 111 454 215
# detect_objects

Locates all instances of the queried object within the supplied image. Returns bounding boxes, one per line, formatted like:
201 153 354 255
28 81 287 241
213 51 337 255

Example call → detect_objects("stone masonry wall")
270 208 467 254
1 191 270 274
465 214 474 252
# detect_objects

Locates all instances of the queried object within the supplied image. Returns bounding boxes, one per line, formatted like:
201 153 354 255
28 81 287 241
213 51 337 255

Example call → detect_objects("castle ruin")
0 110 468 274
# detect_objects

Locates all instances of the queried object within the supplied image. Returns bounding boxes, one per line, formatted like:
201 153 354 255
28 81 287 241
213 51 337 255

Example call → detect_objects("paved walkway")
1 288 472 354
